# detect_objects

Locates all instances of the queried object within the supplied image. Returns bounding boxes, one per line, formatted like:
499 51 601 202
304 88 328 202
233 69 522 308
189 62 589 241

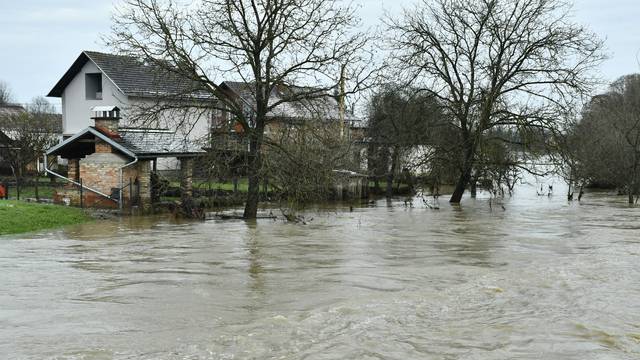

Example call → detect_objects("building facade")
47 51 214 148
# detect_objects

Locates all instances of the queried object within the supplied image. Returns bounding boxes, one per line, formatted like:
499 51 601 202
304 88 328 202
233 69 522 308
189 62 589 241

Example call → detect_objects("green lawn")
8 186 59 199
1 178 63 200
169 179 254 192
0 201 91 236
164 179 410 194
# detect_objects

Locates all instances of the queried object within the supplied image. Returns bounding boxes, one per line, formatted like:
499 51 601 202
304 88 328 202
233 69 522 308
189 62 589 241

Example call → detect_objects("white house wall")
61 61 129 135
59 60 212 171
128 97 212 145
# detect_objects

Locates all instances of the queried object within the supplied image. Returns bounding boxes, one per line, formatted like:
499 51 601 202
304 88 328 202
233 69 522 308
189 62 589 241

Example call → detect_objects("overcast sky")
1 0 639 108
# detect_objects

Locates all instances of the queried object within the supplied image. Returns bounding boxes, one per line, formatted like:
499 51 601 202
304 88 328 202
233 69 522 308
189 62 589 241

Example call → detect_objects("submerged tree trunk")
450 167 471 204
578 184 584 201
243 130 263 219
450 142 474 204
386 147 399 198
470 175 477 198
385 173 394 198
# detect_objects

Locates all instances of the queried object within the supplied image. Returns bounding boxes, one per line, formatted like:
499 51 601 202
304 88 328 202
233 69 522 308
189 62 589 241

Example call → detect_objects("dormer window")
85 73 103 100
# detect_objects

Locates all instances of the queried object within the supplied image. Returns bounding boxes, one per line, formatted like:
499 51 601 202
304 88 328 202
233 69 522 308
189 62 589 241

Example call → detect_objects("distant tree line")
562 74 640 203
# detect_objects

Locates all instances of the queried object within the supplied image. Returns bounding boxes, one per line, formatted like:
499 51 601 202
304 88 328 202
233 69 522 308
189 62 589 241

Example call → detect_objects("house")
46 51 214 151
213 81 362 133
211 81 366 154
0 103 27 119
45 106 205 210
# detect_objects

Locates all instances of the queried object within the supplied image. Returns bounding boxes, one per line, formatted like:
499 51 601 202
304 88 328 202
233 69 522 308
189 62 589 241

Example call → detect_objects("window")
85 73 103 100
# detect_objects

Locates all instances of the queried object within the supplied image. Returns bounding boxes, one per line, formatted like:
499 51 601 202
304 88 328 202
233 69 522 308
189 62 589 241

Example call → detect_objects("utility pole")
339 63 346 138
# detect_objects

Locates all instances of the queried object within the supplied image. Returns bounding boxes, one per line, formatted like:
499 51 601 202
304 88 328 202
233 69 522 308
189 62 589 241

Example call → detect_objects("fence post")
79 178 83 209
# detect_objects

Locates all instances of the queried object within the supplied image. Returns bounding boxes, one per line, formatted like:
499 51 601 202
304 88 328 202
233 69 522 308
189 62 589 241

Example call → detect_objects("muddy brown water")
1 178 640 359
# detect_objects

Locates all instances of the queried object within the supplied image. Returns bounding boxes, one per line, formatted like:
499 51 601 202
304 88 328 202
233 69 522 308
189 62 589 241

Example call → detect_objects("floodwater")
1 178 640 360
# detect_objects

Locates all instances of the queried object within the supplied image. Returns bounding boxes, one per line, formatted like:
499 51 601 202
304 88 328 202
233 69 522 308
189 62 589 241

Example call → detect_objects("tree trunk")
450 167 471 204
386 147 399 198
470 177 477 198
578 184 584 201
243 131 262 219
450 143 474 204
11 165 20 200
385 173 394 198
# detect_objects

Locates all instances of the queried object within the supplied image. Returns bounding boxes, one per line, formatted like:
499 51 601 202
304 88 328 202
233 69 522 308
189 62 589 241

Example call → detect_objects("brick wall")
79 152 127 198
122 160 152 210
66 159 80 189
95 139 112 153
56 153 154 211
180 158 194 199
94 118 119 133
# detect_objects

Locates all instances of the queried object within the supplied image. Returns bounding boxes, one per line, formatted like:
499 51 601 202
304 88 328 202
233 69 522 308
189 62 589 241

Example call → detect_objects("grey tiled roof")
48 51 212 99
118 128 205 157
0 104 26 118
47 126 205 159
221 81 359 122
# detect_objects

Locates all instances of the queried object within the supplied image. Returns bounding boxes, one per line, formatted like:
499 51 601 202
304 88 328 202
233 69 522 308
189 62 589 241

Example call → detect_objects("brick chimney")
91 106 121 134
91 106 121 153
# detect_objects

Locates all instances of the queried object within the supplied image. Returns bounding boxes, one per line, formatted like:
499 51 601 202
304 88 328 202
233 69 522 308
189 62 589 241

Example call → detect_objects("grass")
0 201 91 236
169 179 254 193
8 186 59 199
1 178 63 200
163 178 410 195
368 180 410 189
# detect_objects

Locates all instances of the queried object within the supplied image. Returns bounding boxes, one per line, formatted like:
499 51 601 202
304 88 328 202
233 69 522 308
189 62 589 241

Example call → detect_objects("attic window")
85 73 103 100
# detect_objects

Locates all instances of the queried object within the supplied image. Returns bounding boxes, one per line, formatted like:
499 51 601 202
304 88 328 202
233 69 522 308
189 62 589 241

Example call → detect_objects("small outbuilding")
46 106 205 210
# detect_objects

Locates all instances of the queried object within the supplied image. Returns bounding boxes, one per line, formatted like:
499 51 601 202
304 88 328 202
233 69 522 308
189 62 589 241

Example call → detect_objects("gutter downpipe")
118 156 138 211
43 154 115 201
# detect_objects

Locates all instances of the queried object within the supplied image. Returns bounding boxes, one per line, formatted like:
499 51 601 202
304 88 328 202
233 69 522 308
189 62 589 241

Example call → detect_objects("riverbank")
0 201 91 236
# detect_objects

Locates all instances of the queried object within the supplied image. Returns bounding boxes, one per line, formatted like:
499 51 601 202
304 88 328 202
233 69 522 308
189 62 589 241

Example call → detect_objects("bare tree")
0 97 59 199
263 121 354 212
573 74 640 203
388 0 604 204
366 85 442 197
0 81 13 105
548 112 587 201
108 0 376 218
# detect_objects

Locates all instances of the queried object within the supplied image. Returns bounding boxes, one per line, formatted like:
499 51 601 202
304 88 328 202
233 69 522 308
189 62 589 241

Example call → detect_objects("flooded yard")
2 179 640 359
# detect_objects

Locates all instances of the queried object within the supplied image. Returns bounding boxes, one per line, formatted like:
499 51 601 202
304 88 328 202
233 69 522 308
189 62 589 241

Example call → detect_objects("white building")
47 51 214 143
